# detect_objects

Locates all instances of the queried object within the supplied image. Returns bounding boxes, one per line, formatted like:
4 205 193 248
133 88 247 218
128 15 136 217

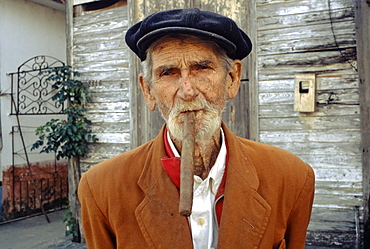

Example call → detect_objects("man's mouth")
179 109 202 116
181 110 199 114
177 110 202 123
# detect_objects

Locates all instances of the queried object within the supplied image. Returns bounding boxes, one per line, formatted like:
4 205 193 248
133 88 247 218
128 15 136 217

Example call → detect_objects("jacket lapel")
217 124 271 249
135 127 193 249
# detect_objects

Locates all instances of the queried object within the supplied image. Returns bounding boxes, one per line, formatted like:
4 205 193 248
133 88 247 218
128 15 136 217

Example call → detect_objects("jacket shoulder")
82 140 156 184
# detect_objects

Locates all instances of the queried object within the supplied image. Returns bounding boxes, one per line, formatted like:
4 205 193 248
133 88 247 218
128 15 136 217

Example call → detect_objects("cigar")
179 111 196 217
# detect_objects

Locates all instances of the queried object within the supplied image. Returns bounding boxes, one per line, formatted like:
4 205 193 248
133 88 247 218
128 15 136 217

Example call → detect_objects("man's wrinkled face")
141 37 238 142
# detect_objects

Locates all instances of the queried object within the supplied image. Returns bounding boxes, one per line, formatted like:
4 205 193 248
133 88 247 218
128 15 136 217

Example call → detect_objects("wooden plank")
314 182 362 196
259 104 360 117
74 71 129 83
74 20 127 35
89 122 130 134
87 102 130 112
297 155 362 169
268 142 360 157
258 7 354 31
74 29 126 44
258 67 356 81
128 0 142 149
259 130 360 143
258 20 355 45
316 74 359 90
257 0 353 18
259 115 360 130
81 142 131 163
355 1 370 246
73 39 127 54
93 132 130 144
314 192 363 207
74 6 127 26
315 180 363 190
87 111 130 123
74 61 128 73
259 88 359 105
246 0 259 141
258 50 356 69
86 81 130 92
258 35 356 56
306 232 358 248
88 91 129 103
309 219 355 233
223 82 249 138
315 186 362 198
315 167 362 183
66 0 73 66
76 47 129 62
313 197 362 207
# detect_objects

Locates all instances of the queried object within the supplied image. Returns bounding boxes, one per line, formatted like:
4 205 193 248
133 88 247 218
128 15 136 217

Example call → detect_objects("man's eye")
162 71 172 76
160 69 175 76
193 63 211 70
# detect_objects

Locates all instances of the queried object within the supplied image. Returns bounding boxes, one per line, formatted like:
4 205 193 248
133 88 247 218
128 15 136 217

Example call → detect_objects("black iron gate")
3 56 69 221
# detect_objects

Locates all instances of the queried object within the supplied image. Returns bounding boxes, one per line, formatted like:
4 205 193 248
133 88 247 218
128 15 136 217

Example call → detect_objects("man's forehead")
150 39 219 66
151 34 216 52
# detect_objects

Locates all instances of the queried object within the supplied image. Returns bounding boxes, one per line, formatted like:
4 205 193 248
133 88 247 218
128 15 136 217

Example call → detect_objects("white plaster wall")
0 0 66 176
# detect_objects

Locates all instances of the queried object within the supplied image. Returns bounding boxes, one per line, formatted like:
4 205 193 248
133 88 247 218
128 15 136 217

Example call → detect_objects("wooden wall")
255 0 362 247
73 5 131 169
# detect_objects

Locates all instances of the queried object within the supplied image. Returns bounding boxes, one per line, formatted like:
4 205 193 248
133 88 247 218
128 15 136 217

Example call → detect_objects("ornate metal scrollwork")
11 55 66 115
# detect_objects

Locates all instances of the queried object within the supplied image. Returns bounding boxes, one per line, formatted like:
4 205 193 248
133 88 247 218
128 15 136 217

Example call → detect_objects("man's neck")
171 129 222 180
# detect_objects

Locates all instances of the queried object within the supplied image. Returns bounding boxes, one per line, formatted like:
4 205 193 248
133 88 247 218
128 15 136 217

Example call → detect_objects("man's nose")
177 75 198 101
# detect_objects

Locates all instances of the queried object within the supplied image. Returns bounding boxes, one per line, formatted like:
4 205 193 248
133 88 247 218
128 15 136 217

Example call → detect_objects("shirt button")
197 218 206 226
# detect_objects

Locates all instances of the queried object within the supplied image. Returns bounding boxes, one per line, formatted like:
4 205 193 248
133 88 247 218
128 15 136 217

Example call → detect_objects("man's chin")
167 119 221 143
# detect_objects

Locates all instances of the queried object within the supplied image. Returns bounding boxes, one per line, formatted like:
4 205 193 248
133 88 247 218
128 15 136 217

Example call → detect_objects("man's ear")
139 73 156 111
226 60 242 99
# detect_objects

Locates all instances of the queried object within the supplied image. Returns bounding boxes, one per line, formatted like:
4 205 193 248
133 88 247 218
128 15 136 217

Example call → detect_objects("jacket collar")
136 123 271 248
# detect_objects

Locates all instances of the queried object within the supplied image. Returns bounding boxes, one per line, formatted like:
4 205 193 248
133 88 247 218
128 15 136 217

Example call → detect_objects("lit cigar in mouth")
179 111 196 217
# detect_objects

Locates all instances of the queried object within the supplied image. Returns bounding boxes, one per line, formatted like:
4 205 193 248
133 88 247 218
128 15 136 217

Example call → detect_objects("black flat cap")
125 8 252 61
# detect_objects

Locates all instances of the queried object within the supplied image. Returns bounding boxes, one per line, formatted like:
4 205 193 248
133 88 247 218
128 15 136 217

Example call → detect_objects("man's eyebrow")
155 65 175 73
154 60 215 73
191 60 213 66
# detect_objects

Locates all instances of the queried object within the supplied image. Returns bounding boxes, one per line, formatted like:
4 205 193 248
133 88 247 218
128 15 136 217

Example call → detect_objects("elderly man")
78 8 315 249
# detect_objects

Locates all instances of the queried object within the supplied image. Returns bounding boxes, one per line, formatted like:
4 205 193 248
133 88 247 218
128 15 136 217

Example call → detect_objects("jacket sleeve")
78 173 116 249
286 165 315 248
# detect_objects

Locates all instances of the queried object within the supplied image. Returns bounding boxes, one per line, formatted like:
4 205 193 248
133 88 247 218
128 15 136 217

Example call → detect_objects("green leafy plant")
31 66 98 159
31 66 97 242
62 207 80 241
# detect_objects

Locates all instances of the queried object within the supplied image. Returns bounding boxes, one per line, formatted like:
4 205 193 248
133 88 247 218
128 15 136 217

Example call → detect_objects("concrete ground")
0 210 86 249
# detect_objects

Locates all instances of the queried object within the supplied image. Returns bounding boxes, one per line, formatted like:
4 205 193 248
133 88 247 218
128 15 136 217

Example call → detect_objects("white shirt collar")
166 128 226 195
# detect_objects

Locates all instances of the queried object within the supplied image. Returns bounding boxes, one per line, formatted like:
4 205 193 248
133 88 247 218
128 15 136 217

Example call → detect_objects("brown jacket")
78 123 315 249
